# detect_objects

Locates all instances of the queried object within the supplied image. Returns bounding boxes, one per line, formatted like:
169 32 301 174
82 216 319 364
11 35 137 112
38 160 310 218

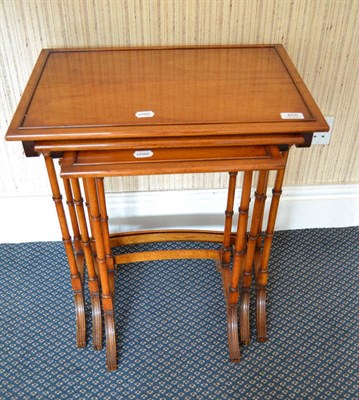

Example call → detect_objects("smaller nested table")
5 45 328 370
57 143 286 369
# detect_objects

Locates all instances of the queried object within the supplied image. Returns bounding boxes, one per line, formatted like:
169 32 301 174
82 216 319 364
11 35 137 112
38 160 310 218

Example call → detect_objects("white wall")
1 184 358 243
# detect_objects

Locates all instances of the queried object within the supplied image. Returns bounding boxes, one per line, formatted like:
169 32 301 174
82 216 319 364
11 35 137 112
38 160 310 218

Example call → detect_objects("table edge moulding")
5 44 329 371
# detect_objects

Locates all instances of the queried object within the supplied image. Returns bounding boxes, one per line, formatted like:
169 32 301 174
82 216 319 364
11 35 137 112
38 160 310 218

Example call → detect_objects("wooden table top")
6 45 328 143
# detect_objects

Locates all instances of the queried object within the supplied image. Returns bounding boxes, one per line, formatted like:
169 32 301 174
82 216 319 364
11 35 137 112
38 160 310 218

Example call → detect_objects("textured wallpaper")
1 0 358 195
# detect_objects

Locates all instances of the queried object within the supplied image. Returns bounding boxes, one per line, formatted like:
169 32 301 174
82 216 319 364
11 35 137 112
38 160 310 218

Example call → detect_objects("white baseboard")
1 184 358 243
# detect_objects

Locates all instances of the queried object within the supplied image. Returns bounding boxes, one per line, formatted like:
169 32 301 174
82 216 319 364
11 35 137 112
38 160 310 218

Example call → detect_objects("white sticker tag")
135 111 155 118
281 112 305 119
133 150 154 159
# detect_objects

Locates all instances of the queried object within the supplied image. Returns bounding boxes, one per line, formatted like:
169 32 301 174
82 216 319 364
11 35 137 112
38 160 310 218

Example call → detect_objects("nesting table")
6 45 328 370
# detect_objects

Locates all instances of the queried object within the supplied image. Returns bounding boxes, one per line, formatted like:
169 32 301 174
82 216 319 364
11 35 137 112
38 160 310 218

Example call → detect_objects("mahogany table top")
6 45 328 143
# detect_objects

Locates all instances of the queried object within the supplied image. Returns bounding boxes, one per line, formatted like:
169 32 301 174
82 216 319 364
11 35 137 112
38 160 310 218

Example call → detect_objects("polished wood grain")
60 145 284 178
6 45 328 143
115 249 221 264
109 230 236 247
34 134 305 154
23 47 312 127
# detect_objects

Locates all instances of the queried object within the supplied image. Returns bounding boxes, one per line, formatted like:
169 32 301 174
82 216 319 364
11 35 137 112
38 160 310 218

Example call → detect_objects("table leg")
254 172 269 276
226 171 253 362
96 178 115 297
63 178 84 280
83 179 99 279
71 178 102 350
43 153 86 348
256 149 289 342
239 171 268 344
221 172 237 268
86 178 117 371
220 172 238 361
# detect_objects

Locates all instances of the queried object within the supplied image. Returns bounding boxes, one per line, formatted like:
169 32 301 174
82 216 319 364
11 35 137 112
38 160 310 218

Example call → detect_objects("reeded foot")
219 265 240 362
74 292 86 348
104 312 117 371
239 290 250 345
256 288 267 342
226 304 240 362
91 294 102 350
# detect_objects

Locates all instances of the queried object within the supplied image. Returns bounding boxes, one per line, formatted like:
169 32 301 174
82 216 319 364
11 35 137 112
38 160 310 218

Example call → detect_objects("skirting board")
1 184 358 243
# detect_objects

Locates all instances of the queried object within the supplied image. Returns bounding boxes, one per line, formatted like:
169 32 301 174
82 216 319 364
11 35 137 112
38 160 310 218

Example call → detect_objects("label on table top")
280 112 305 119
135 110 155 118
133 150 154 159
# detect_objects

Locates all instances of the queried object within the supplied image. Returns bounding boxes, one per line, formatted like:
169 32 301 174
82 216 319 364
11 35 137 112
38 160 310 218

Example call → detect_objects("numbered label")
133 150 154 159
135 111 155 118
280 112 304 119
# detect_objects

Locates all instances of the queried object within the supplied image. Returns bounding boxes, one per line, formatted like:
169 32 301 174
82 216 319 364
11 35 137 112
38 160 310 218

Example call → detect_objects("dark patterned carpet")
0 227 358 399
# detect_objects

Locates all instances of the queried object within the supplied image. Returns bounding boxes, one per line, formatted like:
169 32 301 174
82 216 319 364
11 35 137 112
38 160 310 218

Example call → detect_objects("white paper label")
133 150 154 159
280 112 305 120
135 110 155 118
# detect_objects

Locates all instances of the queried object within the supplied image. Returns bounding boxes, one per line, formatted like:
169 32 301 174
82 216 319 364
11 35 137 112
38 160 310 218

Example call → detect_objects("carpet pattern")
0 227 358 399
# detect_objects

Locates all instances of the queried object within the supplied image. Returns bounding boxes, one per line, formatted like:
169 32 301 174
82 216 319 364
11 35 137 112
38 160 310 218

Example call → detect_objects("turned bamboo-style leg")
96 178 115 297
256 149 289 342
220 172 238 361
63 178 84 280
43 153 86 348
221 172 238 268
226 171 253 362
87 178 117 371
239 171 269 344
83 179 99 279
71 178 103 350
254 171 269 276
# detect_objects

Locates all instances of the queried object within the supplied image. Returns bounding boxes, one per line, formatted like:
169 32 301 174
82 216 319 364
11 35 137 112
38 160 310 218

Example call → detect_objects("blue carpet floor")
0 227 358 399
